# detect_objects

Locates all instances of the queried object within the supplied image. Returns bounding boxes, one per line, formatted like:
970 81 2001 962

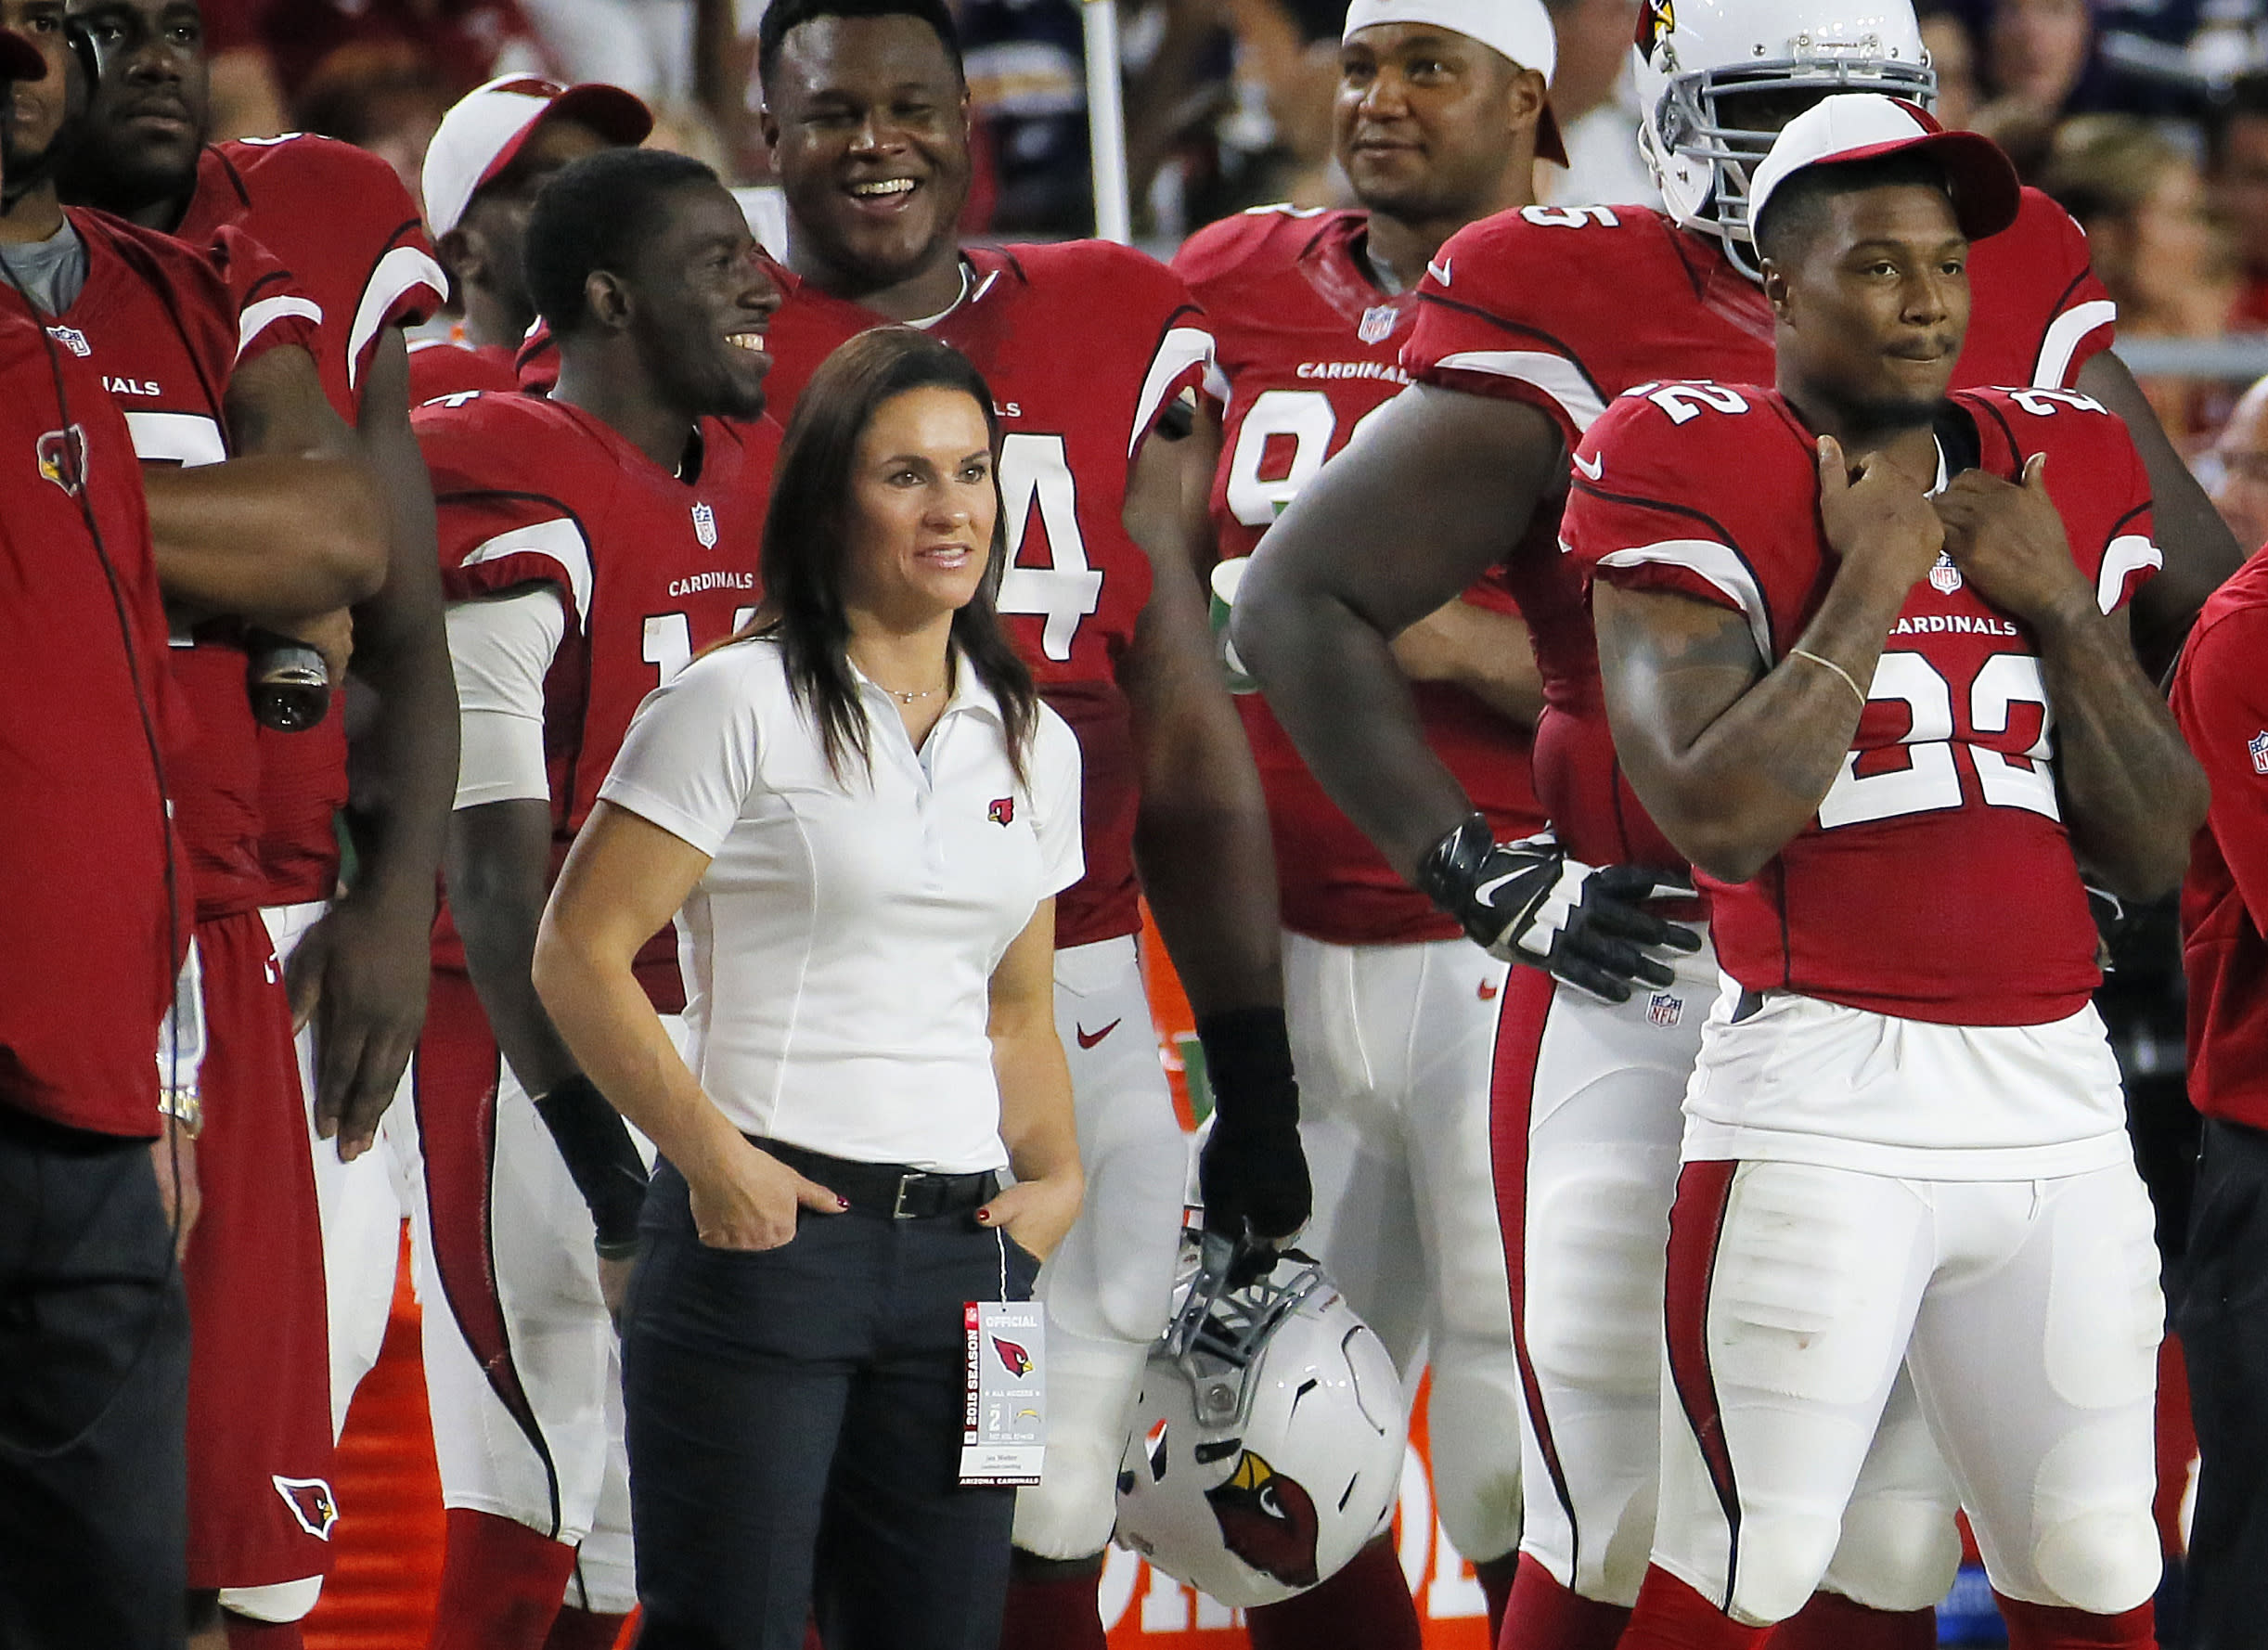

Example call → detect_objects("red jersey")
1564 383 2158 1026
758 244 1216 949
62 210 320 922
178 135 448 904
1401 192 2117 874
0 308 186 1134
1176 206 1545 945
2171 550 2268 1129
407 334 520 405
419 392 779 1008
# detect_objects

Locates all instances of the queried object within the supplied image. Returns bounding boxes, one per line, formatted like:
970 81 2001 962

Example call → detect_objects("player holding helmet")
1233 1 2239 1645
1566 94 2201 1649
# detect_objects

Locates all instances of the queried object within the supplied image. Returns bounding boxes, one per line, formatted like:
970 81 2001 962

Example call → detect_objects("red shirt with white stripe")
178 135 448 903
62 210 321 920
1561 382 2158 1026
2172 549 2268 1129
757 243 1216 950
419 391 779 1008
1399 191 2116 877
1175 205 1547 946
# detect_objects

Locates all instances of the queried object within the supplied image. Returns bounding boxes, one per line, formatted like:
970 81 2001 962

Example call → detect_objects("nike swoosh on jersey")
1076 1019 1122 1050
1425 258 1452 287
1572 450 1604 481
1477 979 1501 1001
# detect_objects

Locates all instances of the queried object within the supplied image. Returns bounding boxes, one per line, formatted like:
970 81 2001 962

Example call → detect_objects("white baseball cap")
1748 94 2022 251
1342 0 1567 164
422 74 653 238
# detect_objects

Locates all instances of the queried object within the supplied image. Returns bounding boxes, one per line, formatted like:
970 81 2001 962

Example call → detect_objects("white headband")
1342 0 1558 84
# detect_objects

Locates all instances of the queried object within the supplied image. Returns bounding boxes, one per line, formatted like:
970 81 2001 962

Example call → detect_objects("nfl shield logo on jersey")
45 324 90 357
1357 304 1398 345
690 501 717 548
1928 552 1963 594
2249 730 2268 775
1648 992 1683 1029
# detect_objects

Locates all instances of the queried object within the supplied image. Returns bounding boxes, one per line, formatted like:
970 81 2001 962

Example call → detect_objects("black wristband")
1194 1006 1298 1135
533 1074 650 1254
1413 812 1493 920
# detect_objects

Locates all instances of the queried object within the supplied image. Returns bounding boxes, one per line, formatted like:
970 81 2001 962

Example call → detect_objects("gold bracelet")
1788 646 1868 709
160 1088 203 1140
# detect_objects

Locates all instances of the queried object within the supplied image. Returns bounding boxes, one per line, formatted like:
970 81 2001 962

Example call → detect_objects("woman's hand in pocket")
687 1135 849 1251
976 1167 1084 1265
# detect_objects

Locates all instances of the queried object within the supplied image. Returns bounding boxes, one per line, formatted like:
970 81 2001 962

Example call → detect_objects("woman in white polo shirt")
531 328 1084 1650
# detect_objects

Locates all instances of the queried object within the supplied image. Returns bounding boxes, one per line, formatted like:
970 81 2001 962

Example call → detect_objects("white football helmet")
1114 1235 1408 1608
1634 0 1936 275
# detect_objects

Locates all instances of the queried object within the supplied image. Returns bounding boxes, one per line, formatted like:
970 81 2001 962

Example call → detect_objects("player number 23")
1816 651 2058 828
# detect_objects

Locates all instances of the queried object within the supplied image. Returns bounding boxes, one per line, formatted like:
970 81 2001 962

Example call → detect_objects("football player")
1564 94 2202 1650
411 73 651 405
1175 0 1561 1638
58 0 457 1529
1231 1 2239 1646
0 9 390 1644
749 4 1311 1644
413 148 779 1650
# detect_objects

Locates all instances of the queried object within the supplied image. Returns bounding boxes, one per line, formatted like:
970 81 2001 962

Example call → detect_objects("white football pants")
1012 936 1194 1562
1284 930 1522 1565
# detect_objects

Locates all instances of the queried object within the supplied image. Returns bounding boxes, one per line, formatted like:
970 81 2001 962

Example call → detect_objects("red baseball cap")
0 28 45 82
1748 94 2022 248
422 74 652 237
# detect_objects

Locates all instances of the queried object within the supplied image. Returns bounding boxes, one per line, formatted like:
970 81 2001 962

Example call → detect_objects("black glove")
1415 814 1701 1003
1195 1007 1310 1243
533 1074 651 1260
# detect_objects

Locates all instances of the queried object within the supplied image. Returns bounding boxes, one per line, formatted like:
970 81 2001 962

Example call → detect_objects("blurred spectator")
291 41 457 205
960 0 1091 231
2198 374 2268 553
1542 0 1653 205
217 0 552 110
521 0 695 102
2039 112 2234 438
2212 75 2268 327
1920 3 1984 130
1987 0 2097 118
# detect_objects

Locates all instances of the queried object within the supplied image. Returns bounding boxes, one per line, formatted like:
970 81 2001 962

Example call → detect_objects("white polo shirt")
598 636 1083 1173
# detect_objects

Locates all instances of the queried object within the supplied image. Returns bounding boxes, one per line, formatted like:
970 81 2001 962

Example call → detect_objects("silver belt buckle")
892 1172 923 1219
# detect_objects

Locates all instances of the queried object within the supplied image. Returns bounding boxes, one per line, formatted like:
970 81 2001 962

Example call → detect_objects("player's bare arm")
288 326 458 1156
1389 598 1544 727
1932 457 2209 897
142 451 383 621
535 801 846 1255
449 794 583 1102
1120 405 1311 1241
1235 383 1564 878
2078 350 2245 676
982 899 1083 1263
1596 436 1946 884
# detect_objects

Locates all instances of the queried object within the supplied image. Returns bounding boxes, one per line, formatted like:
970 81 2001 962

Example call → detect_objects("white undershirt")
447 588 566 809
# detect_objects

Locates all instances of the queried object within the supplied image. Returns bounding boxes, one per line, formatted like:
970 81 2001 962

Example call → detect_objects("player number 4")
1817 651 2057 828
995 432 1103 661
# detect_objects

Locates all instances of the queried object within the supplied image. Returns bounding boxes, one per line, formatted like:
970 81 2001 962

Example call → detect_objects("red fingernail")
975 1208 990 1223
836 1196 850 1210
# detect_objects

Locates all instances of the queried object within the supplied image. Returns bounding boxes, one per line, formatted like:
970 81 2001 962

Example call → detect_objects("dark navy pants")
625 1159 1041 1650
0 1104 189 1649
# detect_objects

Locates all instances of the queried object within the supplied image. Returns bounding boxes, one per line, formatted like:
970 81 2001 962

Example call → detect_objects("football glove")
1415 814 1701 1002
1195 1007 1310 1244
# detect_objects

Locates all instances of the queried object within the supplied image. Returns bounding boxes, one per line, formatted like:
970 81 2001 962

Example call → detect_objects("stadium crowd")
6 0 2268 1648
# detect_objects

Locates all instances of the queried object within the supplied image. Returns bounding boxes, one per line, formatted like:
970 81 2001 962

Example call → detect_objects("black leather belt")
753 1139 999 1220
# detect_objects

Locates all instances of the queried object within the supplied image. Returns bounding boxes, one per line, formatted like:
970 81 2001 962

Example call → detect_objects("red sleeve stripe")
349 244 450 391
1433 345 1608 432
1130 312 1217 456
457 515 592 625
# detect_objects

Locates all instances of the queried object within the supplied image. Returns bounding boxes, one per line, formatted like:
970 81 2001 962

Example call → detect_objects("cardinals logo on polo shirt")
36 425 87 496
993 1335 1034 1377
1204 1448 1321 1590
272 1475 340 1540
988 796 1015 827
